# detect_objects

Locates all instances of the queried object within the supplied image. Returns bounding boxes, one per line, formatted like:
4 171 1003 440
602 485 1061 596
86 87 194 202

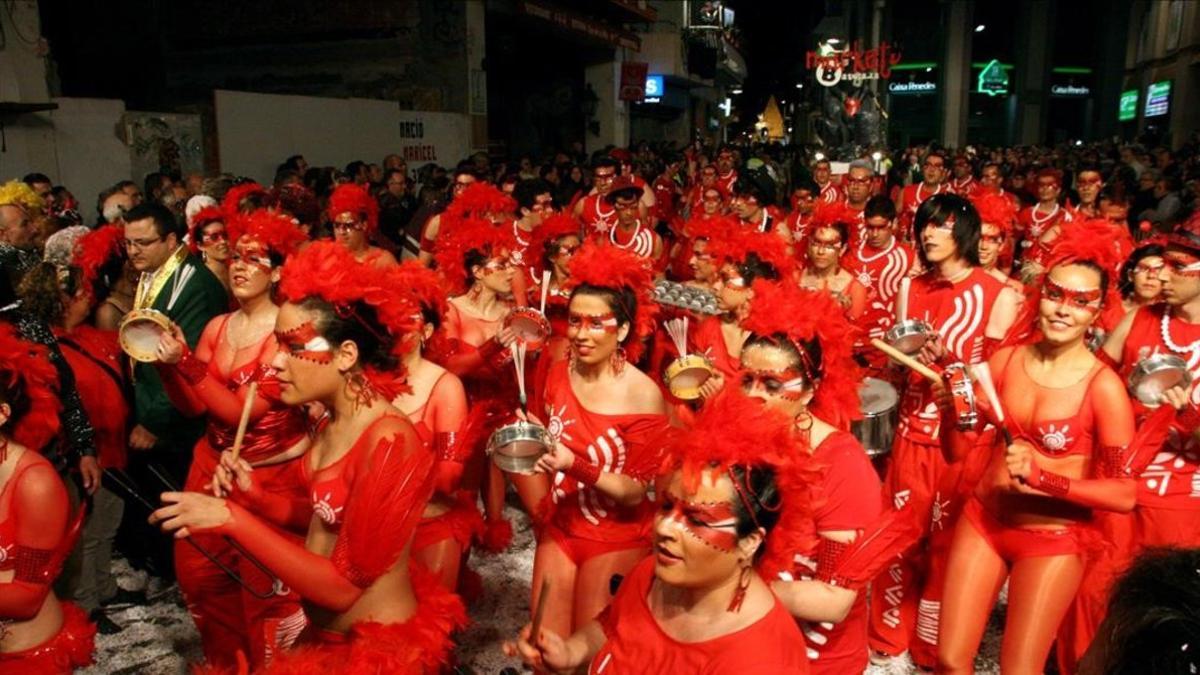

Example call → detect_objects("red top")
817 182 842 205
0 449 73 619
843 238 918 345
897 268 1007 444
1016 203 1074 266
787 431 881 671
897 182 952 240
401 369 469 495
591 557 809 674
580 194 618 235
304 414 405 529
1119 305 1200 509
689 316 742 381
55 325 129 470
716 170 738 196
786 210 814 243
542 361 669 544
993 347 1102 460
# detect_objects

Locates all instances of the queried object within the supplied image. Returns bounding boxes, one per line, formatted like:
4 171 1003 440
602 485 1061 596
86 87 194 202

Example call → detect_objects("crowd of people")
1 133 1200 674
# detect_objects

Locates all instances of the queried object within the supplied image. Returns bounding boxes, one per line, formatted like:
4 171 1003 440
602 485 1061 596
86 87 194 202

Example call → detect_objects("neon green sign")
976 59 1009 97
1118 90 1138 122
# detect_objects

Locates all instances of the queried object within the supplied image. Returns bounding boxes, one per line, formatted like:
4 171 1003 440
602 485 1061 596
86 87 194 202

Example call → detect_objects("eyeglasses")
332 221 363 232
846 176 871 185
124 235 163 250
200 230 228 244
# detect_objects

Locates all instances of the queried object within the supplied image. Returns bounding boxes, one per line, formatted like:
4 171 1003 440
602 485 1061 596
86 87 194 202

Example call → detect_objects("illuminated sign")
976 59 1009 97
1050 84 1090 97
888 80 937 95
1118 89 1138 121
644 74 664 103
1145 81 1171 117
806 39 902 87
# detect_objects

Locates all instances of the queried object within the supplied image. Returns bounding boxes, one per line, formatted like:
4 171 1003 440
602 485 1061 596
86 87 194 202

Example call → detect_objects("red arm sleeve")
0 462 69 619
616 414 671 482
157 316 223 417
182 340 279 426
429 372 470 494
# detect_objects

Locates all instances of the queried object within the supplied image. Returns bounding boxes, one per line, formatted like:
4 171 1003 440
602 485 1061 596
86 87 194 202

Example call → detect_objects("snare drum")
487 420 551 474
852 378 899 459
663 354 716 401
942 363 978 431
506 307 552 351
884 319 932 356
119 309 172 363
1128 354 1192 407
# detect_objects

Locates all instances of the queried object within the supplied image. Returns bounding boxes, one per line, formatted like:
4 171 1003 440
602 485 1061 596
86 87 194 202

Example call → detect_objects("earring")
469 283 483 302
345 371 377 408
610 346 626 375
727 563 753 613
794 409 813 445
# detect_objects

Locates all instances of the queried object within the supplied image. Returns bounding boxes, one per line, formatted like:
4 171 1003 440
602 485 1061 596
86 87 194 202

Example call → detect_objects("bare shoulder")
622 367 667 415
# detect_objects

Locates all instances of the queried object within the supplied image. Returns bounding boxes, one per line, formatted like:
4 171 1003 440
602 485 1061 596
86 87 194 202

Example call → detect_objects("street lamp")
974 24 985 32
814 151 826 161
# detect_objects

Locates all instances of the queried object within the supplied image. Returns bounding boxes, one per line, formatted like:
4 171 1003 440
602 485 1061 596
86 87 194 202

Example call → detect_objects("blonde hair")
0 180 45 217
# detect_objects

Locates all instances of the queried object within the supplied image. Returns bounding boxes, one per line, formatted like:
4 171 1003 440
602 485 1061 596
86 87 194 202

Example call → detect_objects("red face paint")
232 240 272 272
567 311 619 335
1043 277 1103 313
659 496 740 552
276 321 334 364
1164 252 1200 277
739 367 809 401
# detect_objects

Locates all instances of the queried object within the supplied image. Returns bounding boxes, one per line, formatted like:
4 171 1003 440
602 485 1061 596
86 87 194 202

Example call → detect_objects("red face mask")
567 311 619 335
659 495 740 552
739 367 809 401
276 321 334 364
1164 252 1200 278
1043 277 1103 314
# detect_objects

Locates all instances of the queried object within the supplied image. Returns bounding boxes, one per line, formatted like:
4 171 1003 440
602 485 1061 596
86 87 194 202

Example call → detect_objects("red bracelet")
1027 463 1070 497
814 537 851 585
177 352 209 385
565 457 602 486
478 338 512 370
1178 405 1200 434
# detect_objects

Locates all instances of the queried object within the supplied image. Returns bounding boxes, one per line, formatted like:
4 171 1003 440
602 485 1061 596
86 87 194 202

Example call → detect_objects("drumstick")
530 577 551 643
870 338 942 384
897 276 910 324
969 362 1013 444
511 342 528 410
539 270 552 315
229 381 259 463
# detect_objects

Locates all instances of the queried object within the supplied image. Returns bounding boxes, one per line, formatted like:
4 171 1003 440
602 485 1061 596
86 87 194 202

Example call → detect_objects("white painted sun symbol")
311 491 343 525
546 404 575 443
856 270 873 288
0 543 10 564
1038 423 1073 453
930 492 951 531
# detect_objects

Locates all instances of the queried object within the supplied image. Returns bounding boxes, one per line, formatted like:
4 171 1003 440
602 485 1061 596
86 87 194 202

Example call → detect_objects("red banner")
619 62 649 101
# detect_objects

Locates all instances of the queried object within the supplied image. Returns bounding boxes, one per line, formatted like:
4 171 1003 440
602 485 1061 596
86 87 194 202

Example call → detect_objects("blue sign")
645 75 664 102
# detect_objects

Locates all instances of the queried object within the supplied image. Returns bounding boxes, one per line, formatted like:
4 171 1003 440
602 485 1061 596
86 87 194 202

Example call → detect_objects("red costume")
1016 202 1073 267
844 237 918 366
589 557 809 674
817 181 842 205
54 326 128 472
897 182 952 242
578 193 618 235
716 169 738 196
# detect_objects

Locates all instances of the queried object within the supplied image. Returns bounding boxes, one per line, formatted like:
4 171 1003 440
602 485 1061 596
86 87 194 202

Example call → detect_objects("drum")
852 378 899 459
663 354 715 401
653 280 720 315
1128 353 1192 406
884 319 932 356
119 309 171 363
506 307 552 350
942 363 978 431
487 420 551 474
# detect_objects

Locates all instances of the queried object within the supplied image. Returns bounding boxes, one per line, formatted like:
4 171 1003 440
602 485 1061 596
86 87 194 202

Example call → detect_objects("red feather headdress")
221 182 269 217
433 215 517 295
662 390 818 580
279 241 419 399
443 182 516 222
971 190 1018 235
326 183 379 233
187 206 226 254
683 214 737 242
269 183 320 226
807 201 861 252
0 324 61 453
707 220 796 279
72 224 127 299
525 213 583 276
387 260 448 326
227 209 308 261
742 280 863 430
565 242 658 364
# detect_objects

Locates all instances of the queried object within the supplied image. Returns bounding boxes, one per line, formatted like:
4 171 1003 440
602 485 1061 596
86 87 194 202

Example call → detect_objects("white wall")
215 90 472 183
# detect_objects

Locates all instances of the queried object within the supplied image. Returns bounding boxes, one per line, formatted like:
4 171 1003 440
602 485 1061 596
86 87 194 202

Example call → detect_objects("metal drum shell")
851 377 899 459
487 420 550 474
663 354 715 401
1128 353 1193 407
884 319 932 356
119 308 172 363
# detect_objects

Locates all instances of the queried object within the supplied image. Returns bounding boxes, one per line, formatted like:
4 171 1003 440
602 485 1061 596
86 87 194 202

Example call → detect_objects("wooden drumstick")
229 381 259 463
530 577 551 643
871 338 942 384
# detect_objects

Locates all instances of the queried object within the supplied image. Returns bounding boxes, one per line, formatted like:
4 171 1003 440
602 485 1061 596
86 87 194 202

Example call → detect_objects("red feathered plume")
0 324 62 452
971 190 1018 235
566 242 658 364
525 213 583 276
226 209 308 260
188 206 226 254
707 219 796 279
269 183 320 226
221 182 269 217
683 214 737 242
662 390 819 580
433 216 517 295
443 182 516 222
72 224 127 299
387 260 448 326
822 505 922 591
742 280 864 430
807 201 861 252
279 241 419 399
326 183 379 233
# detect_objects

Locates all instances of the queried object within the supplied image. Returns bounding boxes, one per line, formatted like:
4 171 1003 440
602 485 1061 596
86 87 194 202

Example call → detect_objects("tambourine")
663 354 715 401
1128 354 1192 407
884 319 932 356
654 280 720 315
119 308 171 363
941 363 978 431
487 420 551 474
506 307 552 351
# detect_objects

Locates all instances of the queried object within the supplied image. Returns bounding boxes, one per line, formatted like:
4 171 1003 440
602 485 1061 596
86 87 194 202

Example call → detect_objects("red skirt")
0 602 95 675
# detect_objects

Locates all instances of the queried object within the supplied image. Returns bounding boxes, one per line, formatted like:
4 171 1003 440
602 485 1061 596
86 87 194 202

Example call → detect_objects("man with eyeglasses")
418 165 483 265
845 195 918 370
949 154 977 196
896 150 953 244
812 158 842 205
843 159 875 235
573 156 621 235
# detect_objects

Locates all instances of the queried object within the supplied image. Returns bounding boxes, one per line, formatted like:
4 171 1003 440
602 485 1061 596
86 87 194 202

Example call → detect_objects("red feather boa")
227 209 308 260
565 243 658 364
432 216 517 296
971 190 1018 235
188 206 227 254
326 184 379 233
442 182 516 223
525 212 583 277
221 183 269 217
72 224 127 299
707 219 796 279
0 324 61 452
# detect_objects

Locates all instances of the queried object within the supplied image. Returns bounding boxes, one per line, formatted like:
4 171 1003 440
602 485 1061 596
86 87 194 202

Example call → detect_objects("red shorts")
961 497 1083 561
543 523 648 566
0 602 95 675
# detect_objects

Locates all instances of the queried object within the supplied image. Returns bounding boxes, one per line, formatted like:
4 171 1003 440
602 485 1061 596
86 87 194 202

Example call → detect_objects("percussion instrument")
851 377 899 459
884 319 932 356
653 280 720 315
506 306 552 351
1128 354 1192 407
487 420 551 474
119 308 171 362
942 363 978 431
663 353 716 401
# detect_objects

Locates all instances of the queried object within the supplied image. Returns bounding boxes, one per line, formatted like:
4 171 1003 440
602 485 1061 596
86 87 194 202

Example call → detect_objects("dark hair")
1118 243 1164 299
743 333 824 387
285 155 305 171
124 202 185 240
734 172 775 206
16 262 65 325
514 179 553 212
727 464 783 550
114 180 138 193
542 231 581 271
591 156 619 172
923 149 947 166
143 172 167 199
297 296 398 373
344 161 367 179
23 173 51 186
1094 547 1200 675
914 193 981 268
733 251 779 285
0 357 33 434
453 163 483 181
792 178 819 195
864 194 896 221
570 283 637 346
